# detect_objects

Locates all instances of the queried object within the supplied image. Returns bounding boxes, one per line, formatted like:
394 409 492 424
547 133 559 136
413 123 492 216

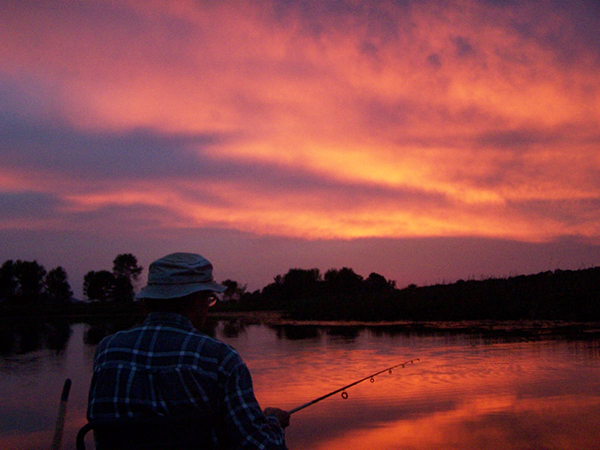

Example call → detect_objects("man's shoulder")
96 322 241 362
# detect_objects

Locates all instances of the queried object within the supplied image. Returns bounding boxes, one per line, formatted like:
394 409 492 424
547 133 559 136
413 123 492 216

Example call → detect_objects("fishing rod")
288 359 420 414
51 378 72 450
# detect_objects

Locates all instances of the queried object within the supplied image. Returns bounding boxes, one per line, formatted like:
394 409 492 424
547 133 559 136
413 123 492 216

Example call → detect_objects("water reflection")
220 319 247 338
0 318 72 358
270 325 363 341
324 326 363 340
272 325 321 340
1 319 600 450
83 316 143 346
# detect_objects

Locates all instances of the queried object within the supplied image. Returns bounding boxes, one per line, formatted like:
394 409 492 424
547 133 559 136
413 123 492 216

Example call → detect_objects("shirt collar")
144 312 196 331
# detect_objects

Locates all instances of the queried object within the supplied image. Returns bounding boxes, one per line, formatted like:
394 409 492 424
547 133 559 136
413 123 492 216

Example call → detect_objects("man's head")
136 253 226 321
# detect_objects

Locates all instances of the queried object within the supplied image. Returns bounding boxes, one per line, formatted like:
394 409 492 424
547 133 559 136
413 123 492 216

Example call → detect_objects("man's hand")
264 407 291 429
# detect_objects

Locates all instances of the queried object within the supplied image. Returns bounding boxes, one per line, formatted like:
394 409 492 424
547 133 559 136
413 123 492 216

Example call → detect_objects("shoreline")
208 311 600 339
2 309 600 339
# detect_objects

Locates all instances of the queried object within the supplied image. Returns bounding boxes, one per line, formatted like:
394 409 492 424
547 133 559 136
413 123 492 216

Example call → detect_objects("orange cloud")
1 0 599 245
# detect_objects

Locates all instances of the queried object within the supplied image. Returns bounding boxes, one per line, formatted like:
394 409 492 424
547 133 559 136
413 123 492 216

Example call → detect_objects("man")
87 252 290 449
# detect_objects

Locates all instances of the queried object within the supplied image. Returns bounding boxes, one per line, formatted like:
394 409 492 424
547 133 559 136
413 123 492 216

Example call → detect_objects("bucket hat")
136 253 226 300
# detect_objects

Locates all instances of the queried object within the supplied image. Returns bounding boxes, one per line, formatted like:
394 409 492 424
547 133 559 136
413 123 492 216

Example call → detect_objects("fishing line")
288 359 420 414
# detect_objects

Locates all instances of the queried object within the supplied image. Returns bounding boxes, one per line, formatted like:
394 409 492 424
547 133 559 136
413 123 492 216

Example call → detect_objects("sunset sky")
1 0 599 297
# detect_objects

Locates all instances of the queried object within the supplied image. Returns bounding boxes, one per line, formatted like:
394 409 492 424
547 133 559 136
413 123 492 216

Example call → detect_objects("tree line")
225 266 600 322
0 253 248 310
0 260 72 306
83 254 143 303
0 253 143 306
2 254 599 321
226 267 396 317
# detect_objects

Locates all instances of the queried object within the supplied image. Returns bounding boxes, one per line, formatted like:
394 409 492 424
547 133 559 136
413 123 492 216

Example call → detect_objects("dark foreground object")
51 378 72 450
76 415 215 450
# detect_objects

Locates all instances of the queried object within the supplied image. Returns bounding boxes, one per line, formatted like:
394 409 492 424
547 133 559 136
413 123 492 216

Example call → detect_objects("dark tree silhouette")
324 267 363 296
365 272 395 291
83 270 115 302
45 266 73 305
221 279 247 303
13 260 46 303
0 260 17 301
282 268 321 300
254 268 323 310
112 254 143 303
112 254 143 281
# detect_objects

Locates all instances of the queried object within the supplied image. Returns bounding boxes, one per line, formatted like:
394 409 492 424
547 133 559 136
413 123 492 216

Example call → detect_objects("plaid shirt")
88 312 286 450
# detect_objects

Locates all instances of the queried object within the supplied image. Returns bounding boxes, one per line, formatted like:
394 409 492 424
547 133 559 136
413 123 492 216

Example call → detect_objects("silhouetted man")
87 252 289 449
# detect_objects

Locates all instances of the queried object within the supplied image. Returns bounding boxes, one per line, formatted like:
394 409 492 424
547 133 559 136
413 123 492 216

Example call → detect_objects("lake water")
1 317 600 450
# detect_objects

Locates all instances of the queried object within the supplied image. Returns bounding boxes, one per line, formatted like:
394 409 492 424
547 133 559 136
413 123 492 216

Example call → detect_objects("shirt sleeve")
220 352 286 450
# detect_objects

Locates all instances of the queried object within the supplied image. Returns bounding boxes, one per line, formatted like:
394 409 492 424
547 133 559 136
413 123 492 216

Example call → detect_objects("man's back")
88 312 286 449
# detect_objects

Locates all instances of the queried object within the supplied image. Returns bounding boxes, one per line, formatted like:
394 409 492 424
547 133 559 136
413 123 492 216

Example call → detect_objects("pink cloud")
1 0 599 291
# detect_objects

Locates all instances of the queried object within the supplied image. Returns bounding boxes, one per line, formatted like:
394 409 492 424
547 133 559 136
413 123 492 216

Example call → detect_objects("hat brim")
135 281 227 300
